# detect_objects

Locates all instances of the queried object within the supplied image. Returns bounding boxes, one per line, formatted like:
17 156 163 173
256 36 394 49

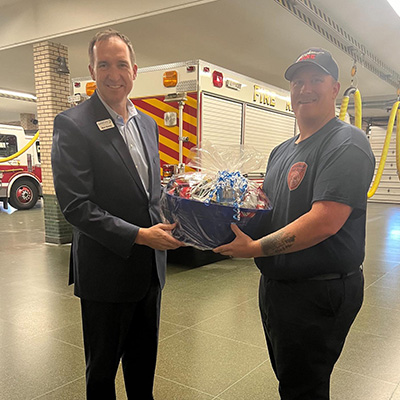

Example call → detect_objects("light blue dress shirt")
98 93 150 198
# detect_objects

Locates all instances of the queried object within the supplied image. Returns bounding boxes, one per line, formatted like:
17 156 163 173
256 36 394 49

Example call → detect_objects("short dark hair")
88 29 136 67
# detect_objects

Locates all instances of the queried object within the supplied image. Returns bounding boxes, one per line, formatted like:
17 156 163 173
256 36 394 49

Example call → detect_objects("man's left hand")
213 224 262 258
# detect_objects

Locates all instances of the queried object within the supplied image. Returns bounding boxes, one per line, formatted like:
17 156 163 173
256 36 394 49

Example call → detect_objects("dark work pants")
80 274 161 400
259 269 364 400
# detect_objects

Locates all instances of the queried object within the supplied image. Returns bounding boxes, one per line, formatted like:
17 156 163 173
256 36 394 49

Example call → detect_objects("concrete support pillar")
33 41 72 244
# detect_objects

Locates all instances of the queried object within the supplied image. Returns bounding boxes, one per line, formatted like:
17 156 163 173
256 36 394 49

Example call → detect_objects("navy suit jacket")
51 91 166 303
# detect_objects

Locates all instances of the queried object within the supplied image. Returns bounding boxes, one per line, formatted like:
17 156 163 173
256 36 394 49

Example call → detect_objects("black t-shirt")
255 117 375 280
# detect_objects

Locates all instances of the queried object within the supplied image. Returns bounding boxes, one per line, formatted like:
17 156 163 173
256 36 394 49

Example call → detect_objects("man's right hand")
135 223 184 250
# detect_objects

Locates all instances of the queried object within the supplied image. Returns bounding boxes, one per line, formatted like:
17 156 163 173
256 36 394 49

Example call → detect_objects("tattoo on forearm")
260 231 296 256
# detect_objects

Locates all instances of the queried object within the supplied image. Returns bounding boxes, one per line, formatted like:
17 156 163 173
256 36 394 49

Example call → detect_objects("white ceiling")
0 0 399 124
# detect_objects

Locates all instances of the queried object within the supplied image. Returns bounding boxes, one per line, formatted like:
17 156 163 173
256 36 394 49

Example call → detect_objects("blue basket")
162 191 272 250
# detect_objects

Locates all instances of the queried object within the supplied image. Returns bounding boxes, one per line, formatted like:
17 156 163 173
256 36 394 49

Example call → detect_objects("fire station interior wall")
368 126 400 204
201 93 242 148
244 106 296 173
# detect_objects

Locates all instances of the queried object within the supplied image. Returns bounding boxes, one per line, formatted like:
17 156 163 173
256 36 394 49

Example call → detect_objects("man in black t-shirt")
214 48 375 399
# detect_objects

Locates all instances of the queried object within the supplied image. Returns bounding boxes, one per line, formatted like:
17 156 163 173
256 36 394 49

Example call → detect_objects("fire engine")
72 59 296 180
0 124 42 210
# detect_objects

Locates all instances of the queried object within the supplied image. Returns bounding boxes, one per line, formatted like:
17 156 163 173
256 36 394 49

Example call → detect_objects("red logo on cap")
287 162 308 191
298 54 316 62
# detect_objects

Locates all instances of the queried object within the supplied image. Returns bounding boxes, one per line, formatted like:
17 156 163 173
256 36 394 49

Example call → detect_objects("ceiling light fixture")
0 88 37 102
387 0 400 17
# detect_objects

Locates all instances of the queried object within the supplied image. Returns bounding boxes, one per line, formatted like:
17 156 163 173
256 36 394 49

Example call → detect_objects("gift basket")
161 143 272 250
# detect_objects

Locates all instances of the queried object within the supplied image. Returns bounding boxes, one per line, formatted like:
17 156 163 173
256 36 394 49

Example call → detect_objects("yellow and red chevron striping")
132 92 198 173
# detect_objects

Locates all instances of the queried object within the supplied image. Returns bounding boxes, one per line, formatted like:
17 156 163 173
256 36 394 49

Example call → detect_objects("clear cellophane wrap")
161 143 272 250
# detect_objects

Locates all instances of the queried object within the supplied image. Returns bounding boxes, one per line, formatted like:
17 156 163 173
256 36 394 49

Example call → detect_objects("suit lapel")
133 113 154 194
90 93 147 198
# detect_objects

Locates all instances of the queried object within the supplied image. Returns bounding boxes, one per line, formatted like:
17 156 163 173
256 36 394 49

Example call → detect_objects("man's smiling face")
89 36 137 113
290 64 339 124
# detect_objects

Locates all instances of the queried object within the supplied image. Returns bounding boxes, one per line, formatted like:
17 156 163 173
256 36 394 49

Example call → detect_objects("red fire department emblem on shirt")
287 162 308 191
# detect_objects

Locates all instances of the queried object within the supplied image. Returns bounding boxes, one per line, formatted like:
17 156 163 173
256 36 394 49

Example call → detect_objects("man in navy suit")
51 29 182 399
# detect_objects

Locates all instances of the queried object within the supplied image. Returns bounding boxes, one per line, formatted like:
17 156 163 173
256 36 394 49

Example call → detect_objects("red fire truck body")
0 124 42 210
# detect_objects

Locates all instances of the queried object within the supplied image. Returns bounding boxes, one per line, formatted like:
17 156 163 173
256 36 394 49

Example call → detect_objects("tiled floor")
0 201 400 399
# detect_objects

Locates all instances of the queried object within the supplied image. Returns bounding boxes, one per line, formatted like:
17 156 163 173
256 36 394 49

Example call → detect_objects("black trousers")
259 269 364 400
80 274 161 400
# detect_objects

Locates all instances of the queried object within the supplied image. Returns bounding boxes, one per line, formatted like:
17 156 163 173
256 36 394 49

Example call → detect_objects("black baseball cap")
284 48 339 81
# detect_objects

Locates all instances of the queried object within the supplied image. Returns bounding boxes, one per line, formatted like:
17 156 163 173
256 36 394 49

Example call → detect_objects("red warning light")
212 70 223 88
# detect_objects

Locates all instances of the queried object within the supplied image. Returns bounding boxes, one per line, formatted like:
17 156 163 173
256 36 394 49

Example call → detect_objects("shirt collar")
97 90 138 124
